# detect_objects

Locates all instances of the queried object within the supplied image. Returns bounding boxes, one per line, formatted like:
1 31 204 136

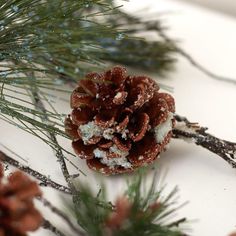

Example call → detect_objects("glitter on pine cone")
65 66 175 175
0 163 43 236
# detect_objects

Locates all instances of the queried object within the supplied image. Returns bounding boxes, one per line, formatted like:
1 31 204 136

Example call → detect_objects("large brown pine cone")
65 66 175 175
0 163 43 236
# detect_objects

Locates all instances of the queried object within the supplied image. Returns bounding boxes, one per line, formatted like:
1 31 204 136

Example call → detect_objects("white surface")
1 1 236 236
179 0 236 17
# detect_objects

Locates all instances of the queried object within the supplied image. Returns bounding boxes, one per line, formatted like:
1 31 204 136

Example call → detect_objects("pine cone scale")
65 117 81 140
112 136 131 152
70 89 93 108
128 133 161 167
71 107 94 125
129 112 150 142
72 140 95 159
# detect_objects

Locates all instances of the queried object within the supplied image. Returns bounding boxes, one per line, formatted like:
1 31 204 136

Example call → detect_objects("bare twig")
39 197 86 235
0 150 71 194
173 114 236 168
42 218 66 236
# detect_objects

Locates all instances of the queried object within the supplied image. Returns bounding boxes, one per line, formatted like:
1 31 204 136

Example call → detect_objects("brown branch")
42 218 66 236
12 62 79 196
29 76 79 203
173 114 236 168
0 150 71 194
32 89 71 185
38 197 86 235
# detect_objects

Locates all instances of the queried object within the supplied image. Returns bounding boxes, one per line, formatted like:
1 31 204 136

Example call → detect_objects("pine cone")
106 197 131 229
65 66 175 175
105 196 161 231
0 163 43 236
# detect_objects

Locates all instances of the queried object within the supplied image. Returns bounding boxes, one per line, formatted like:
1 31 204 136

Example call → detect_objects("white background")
1 0 236 236
179 0 236 17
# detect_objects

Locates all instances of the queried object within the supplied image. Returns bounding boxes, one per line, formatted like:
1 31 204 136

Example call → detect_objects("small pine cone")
0 163 43 236
65 66 175 175
106 197 131 229
105 197 161 230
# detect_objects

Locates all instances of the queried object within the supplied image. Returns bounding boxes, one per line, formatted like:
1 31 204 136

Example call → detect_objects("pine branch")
30 83 79 202
0 0 175 151
0 150 71 194
173 114 236 168
38 197 85 235
95 1 176 73
0 0 174 80
68 171 187 236
42 218 66 236
13 59 80 199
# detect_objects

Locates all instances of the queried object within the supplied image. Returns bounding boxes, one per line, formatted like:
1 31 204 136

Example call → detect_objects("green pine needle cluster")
97 0 176 72
69 171 187 236
0 0 175 148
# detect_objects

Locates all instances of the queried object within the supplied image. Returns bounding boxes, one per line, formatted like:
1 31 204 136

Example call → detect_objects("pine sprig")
95 0 176 73
0 0 175 149
0 0 175 81
68 171 187 236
